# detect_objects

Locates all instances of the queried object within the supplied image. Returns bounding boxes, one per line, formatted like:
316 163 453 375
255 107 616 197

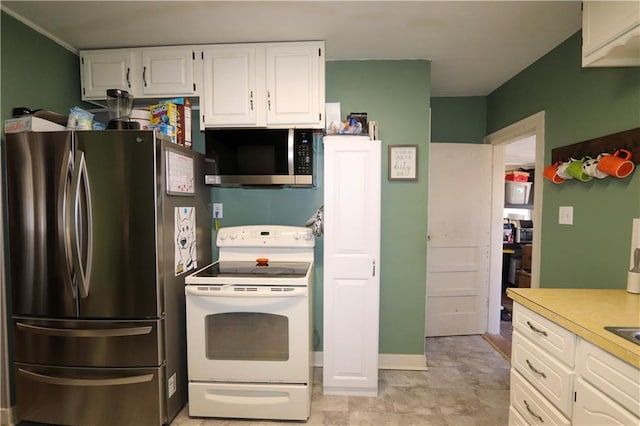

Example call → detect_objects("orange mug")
543 161 565 184
597 149 635 178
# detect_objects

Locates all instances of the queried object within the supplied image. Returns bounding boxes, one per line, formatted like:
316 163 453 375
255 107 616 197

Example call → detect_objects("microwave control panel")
294 131 313 175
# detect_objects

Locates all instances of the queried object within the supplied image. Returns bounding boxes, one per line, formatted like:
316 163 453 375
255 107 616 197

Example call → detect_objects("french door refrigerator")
4 130 211 426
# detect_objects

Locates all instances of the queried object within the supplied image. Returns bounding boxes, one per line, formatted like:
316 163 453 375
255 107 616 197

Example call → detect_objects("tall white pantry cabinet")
322 135 381 396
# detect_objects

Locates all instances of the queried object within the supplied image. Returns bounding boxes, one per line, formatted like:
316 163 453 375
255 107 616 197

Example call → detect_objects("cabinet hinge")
318 48 321 57
192 51 195 60
319 112 322 121
82 87 85 96
193 83 196 91
202 114 205 123
81 57 84 65
574 391 577 402
201 52 204 60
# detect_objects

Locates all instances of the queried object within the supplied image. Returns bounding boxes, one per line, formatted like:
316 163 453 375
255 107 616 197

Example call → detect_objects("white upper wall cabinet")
200 45 260 127
200 41 325 129
80 46 197 100
582 1 640 67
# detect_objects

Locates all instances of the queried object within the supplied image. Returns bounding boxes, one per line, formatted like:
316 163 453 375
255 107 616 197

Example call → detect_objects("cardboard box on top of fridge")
4 116 65 133
160 98 192 147
150 102 177 143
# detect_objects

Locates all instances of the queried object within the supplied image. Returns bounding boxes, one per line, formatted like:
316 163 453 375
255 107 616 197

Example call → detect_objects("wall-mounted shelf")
551 127 640 164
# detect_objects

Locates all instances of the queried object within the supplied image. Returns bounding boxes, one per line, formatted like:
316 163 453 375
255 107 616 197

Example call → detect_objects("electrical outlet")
559 206 573 225
213 203 223 219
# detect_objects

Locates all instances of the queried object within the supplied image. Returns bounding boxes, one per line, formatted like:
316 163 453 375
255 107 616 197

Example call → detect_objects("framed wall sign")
388 145 418 181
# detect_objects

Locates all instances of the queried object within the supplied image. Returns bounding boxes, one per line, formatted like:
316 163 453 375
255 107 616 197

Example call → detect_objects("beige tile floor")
172 335 511 426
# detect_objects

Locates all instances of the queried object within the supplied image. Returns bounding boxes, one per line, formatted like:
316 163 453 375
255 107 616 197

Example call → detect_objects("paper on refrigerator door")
175 207 197 276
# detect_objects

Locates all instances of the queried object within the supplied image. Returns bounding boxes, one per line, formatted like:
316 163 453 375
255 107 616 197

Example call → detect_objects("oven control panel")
217 225 315 248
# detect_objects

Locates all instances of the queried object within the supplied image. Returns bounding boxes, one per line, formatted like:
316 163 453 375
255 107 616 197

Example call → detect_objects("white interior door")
426 143 492 336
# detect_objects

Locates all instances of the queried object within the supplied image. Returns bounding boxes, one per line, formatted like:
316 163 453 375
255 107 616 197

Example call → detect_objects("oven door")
185 285 310 382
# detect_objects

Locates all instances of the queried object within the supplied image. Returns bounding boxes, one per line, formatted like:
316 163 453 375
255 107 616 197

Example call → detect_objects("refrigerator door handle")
17 368 154 387
57 149 76 299
16 322 153 337
71 150 93 298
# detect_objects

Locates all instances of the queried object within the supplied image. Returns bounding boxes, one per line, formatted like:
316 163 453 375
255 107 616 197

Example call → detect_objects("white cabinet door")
574 377 640 425
80 49 137 100
141 47 196 96
265 44 323 127
582 1 640 67
323 136 381 396
201 46 259 127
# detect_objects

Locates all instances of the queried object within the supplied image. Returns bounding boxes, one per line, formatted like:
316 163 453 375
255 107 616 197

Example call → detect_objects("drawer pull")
524 399 544 423
526 321 548 337
526 359 547 379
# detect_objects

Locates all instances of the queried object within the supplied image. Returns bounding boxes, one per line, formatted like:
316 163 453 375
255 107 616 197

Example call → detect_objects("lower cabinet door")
574 377 640 425
15 363 165 426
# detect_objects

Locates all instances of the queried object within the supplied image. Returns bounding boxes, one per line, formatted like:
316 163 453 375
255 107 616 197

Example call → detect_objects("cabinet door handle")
143 66 147 87
526 359 547 379
526 321 548 337
267 90 272 111
523 399 544 423
250 91 254 111
126 67 131 88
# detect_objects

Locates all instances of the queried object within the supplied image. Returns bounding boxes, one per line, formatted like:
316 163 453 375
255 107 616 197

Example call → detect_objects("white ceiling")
2 1 582 97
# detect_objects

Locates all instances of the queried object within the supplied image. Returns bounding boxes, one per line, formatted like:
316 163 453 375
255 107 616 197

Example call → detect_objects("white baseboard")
313 352 428 371
0 406 17 426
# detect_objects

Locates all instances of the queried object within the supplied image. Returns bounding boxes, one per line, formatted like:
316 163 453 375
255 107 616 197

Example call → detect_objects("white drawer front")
508 405 528 426
574 377 640 425
576 338 640 418
513 303 576 366
510 369 570 425
512 330 575 417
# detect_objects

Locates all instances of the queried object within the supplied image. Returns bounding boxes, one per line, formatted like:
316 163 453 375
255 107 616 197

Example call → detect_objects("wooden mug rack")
551 127 640 164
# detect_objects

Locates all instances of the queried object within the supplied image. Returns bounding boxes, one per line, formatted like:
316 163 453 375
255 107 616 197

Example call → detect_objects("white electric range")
185 225 315 421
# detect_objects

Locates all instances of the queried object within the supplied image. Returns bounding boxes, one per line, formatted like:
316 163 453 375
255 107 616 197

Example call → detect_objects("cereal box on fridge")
160 98 192 147
150 102 177 143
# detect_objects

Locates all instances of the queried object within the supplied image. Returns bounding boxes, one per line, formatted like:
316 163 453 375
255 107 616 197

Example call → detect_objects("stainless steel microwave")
204 128 316 187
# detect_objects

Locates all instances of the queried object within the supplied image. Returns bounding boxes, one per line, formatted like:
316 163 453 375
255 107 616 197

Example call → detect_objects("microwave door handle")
57 149 76 299
287 129 294 176
70 150 93 299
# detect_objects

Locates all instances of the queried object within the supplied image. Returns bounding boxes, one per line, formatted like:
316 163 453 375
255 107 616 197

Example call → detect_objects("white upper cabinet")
265 44 323 127
140 47 196 97
200 45 259 126
582 1 640 67
200 41 325 129
80 49 137 99
80 46 196 100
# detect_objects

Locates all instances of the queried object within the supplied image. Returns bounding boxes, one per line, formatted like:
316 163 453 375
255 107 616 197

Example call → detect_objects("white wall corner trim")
1 5 79 55
314 352 428 371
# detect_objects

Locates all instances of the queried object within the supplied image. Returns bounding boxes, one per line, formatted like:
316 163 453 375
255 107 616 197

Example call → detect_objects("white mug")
582 155 608 179
556 161 574 180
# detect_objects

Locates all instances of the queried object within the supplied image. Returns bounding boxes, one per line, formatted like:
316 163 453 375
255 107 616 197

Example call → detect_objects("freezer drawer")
13 317 164 367
15 363 166 426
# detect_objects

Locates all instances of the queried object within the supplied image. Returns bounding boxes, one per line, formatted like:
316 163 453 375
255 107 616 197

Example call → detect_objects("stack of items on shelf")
516 244 532 288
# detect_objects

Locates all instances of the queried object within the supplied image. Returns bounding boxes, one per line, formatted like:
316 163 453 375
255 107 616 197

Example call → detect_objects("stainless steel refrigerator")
4 130 211 425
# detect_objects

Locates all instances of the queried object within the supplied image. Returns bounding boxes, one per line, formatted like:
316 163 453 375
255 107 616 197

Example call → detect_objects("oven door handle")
185 286 307 297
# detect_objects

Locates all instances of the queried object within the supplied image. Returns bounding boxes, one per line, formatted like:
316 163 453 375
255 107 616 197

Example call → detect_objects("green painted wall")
487 31 640 289
431 96 487 143
1 12 83 129
211 60 431 354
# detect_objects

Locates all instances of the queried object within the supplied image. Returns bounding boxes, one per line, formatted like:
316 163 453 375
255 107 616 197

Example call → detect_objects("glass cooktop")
194 261 311 278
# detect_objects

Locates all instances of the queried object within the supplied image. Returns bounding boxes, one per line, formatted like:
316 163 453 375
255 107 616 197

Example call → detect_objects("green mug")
566 157 592 182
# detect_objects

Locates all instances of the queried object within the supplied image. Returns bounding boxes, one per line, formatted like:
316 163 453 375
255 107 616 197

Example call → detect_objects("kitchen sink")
604 327 640 346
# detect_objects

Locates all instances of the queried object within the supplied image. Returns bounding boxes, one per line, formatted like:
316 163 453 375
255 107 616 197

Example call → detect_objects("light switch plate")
559 206 573 225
